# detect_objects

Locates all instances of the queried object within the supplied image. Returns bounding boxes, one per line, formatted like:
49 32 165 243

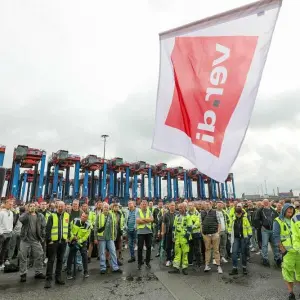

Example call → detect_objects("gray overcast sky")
0 0 299 197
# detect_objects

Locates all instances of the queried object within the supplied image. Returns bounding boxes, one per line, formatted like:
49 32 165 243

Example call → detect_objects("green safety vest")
70 218 91 246
174 214 192 239
88 211 96 228
275 217 294 252
137 209 152 230
51 212 70 241
188 209 201 234
97 212 116 240
222 209 230 229
228 215 252 238
45 211 51 223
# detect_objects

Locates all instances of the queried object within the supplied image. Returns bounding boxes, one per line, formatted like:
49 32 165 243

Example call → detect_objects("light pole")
101 134 109 159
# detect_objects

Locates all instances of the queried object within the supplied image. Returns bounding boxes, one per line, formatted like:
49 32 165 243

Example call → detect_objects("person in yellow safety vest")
112 203 125 265
187 202 202 268
87 209 96 263
228 204 252 276
275 203 298 300
94 203 122 274
294 201 300 215
66 212 91 280
136 200 154 270
168 203 192 275
229 203 247 222
44 201 70 289
216 201 229 263
39 201 52 223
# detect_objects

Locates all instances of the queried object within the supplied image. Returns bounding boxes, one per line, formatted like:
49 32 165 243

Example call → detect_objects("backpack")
4 263 19 273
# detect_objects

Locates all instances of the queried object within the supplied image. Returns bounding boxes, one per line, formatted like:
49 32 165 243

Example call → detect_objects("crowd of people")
0 197 300 300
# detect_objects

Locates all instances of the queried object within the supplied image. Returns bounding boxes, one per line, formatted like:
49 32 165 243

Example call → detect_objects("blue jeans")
250 227 258 249
63 244 82 267
261 229 281 261
128 230 136 259
232 237 247 268
99 240 119 271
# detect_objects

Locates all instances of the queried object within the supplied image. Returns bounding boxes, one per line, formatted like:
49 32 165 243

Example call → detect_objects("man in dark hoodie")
273 203 297 300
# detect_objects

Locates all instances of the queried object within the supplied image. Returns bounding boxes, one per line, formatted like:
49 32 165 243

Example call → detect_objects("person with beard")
19 203 46 282
45 201 70 289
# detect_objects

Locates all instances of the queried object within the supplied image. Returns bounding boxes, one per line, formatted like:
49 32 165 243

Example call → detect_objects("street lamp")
101 134 109 159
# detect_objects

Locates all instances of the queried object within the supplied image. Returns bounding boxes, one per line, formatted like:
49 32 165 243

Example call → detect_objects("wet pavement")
0 250 292 300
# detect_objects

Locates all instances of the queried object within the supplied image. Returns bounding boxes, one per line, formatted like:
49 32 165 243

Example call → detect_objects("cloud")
250 89 300 129
1 0 300 199
2 85 300 198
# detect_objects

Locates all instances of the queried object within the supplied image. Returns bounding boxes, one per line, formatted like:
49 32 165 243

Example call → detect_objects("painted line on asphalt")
155 271 204 300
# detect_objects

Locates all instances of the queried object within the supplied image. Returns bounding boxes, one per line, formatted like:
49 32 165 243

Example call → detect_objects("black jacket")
255 207 278 230
19 212 46 241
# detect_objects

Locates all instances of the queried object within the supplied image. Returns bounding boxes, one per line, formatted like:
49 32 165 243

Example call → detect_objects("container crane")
46 150 81 200
9 145 45 200
80 155 102 201
129 161 147 200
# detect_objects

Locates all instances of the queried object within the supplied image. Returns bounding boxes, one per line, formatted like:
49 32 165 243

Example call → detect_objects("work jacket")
228 214 252 252
19 212 46 242
70 218 91 246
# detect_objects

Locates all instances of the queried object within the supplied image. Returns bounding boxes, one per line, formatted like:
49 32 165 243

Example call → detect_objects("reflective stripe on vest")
51 212 69 241
275 217 293 251
137 209 151 230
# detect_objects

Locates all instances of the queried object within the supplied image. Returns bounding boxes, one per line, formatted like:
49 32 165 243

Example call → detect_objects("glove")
184 233 190 240
248 235 252 239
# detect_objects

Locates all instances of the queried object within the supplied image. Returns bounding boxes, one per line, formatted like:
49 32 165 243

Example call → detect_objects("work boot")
289 293 296 300
168 268 180 274
229 268 238 275
112 269 123 274
20 274 27 283
100 270 106 274
146 263 151 269
242 267 248 275
182 268 188 275
55 277 65 285
44 280 51 289
138 264 142 270
88 257 91 264
128 257 136 263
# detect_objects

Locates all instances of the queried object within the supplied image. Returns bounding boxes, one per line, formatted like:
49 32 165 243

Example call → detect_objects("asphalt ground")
0 247 294 300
